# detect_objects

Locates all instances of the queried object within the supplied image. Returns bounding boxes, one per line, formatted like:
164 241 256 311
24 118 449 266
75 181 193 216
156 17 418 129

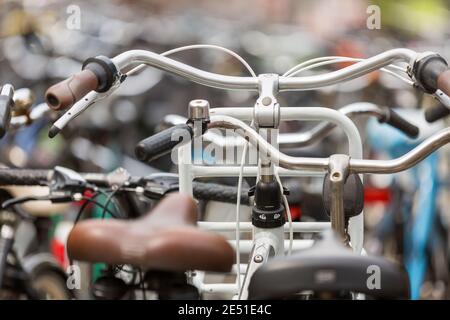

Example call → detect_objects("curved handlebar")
49 48 418 113
279 103 418 145
47 47 443 137
1 116 449 188
0 168 250 205
207 115 450 174
112 48 416 91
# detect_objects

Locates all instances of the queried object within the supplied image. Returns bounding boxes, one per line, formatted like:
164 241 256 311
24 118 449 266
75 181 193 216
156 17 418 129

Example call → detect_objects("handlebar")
279 103 419 145
111 48 416 91
46 48 450 138
207 115 450 174
135 123 194 163
413 54 450 95
2 110 442 188
1 105 448 202
382 108 419 138
425 103 450 123
46 48 427 136
0 169 52 186
413 54 450 122
192 181 250 206
0 167 250 205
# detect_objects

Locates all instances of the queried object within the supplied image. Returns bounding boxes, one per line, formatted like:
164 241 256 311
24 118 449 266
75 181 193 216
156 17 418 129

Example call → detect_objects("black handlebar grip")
0 169 51 186
0 95 13 138
193 182 250 205
383 109 419 138
414 54 449 94
424 104 450 123
135 124 194 163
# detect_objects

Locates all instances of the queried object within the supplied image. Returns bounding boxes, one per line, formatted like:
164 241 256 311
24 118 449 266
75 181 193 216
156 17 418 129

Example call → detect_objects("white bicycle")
43 45 450 299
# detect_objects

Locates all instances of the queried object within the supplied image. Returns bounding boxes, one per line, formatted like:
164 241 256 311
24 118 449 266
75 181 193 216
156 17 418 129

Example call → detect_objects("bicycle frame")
179 106 364 298
182 110 450 298
44 46 450 299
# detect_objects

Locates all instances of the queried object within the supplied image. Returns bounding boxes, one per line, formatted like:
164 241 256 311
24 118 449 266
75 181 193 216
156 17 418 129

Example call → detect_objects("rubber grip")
135 124 193 163
384 109 419 138
0 96 13 138
437 70 450 97
0 169 51 186
193 182 250 205
425 104 450 123
45 69 98 110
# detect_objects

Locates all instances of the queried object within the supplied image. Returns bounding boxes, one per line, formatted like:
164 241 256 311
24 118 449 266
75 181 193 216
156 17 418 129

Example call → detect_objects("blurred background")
1 0 450 299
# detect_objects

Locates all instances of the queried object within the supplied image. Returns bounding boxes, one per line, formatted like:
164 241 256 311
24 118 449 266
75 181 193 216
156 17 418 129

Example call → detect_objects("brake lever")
49 166 88 194
48 76 124 138
433 89 450 109
137 174 179 199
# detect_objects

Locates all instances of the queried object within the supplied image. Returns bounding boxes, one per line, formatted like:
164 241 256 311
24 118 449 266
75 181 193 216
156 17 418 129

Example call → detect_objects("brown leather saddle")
67 193 234 272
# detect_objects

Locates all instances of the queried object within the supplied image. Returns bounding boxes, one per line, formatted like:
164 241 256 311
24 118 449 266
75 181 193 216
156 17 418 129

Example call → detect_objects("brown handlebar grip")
437 70 450 97
45 69 98 110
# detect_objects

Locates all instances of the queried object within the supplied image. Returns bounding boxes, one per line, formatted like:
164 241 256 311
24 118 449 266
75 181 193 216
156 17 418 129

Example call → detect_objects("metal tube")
208 115 329 171
112 49 416 91
278 48 416 90
328 155 350 239
278 103 384 146
207 117 450 178
178 143 193 195
112 50 258 91
210 106 365 150
350 127 450 173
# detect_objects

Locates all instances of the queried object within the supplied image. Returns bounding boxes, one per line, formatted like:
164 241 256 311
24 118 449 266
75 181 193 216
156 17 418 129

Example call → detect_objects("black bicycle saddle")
248 230 410 300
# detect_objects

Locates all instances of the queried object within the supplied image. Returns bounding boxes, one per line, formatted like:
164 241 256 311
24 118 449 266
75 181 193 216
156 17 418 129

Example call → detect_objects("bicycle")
0 84 70 299
365 115 450 299
0 165 255 299
41 46 450 299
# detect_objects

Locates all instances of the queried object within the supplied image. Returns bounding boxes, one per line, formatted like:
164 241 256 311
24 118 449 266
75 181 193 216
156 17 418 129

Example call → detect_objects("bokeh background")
1 0 450 299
